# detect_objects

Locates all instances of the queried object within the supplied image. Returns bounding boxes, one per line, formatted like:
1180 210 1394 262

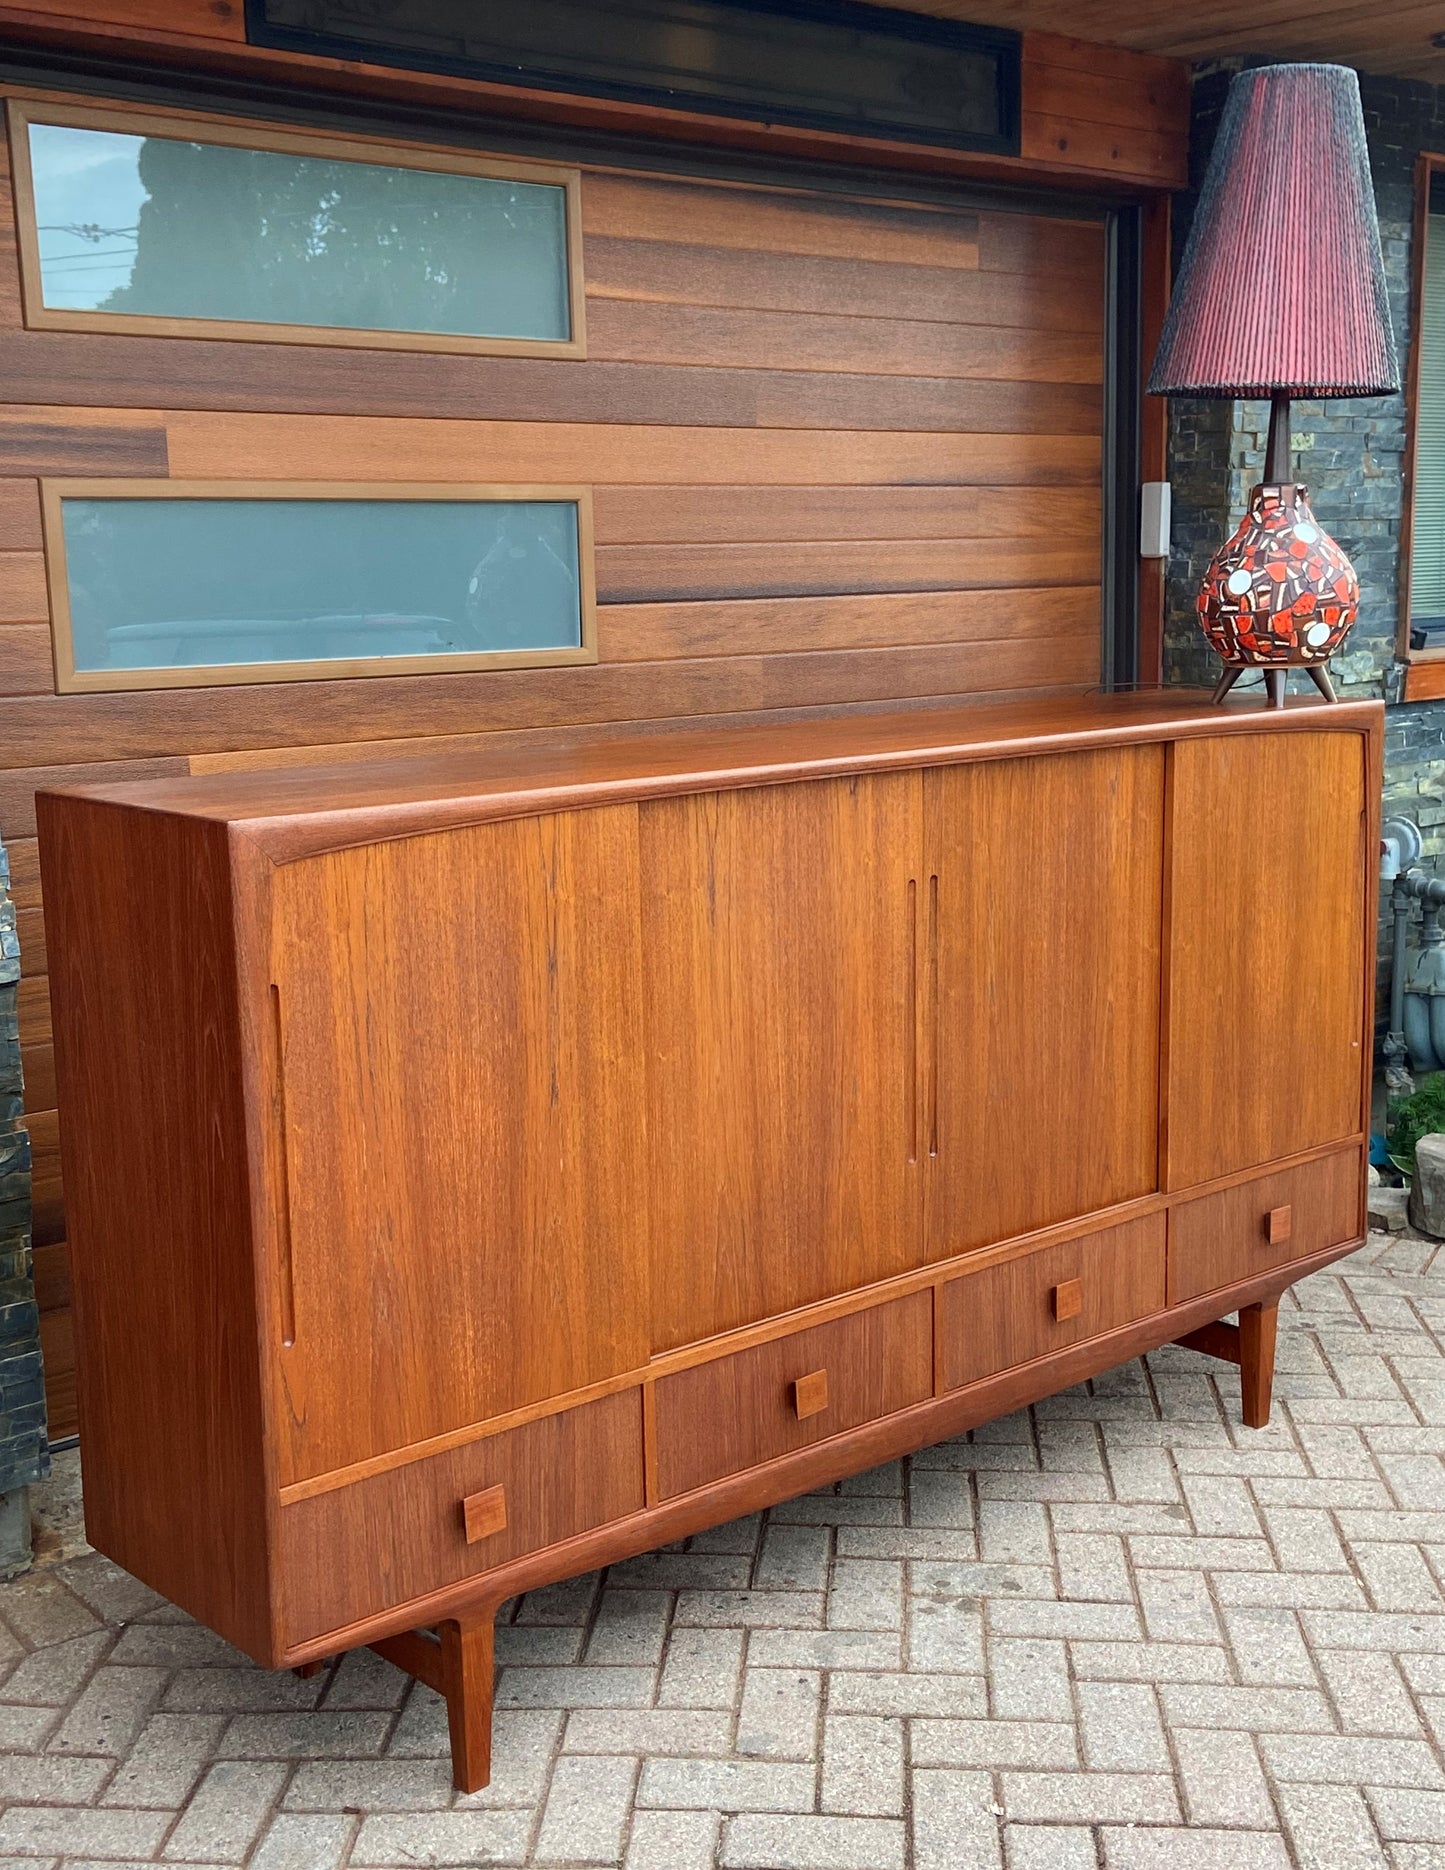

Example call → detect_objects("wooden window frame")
6 97 587 359
41 478 599 694
1399 151 1445 698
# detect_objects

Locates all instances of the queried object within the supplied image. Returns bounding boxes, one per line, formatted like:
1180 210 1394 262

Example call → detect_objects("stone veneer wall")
1165 65 1445 1022
0 831 47 1514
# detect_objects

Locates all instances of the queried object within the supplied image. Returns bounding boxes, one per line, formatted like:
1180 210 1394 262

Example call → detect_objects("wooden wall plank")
0 760 191 839
22 1041 54 1113
585 237 1103 332
157 412 1101 486
0 636 1103 767
592 484 1101 545
6 837 41 908
17 904 45 975
585 300 1104 382
594 538 1100 603
597 586 1100 662
4 0 242 35
0 478 42 549
0 552 50 621
18 973 49 1050
0 408 169 474
0 337 1103 434
0 622 55 695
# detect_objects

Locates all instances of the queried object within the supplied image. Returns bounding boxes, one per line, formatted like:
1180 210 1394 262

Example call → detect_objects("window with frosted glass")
46 490 592 689
13 104 578 349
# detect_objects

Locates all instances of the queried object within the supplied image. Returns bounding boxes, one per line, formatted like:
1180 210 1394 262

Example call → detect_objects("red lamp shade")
1148 63 1399 399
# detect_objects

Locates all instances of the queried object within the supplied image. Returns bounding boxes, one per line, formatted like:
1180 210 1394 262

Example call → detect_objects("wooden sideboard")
37 689 1379 1790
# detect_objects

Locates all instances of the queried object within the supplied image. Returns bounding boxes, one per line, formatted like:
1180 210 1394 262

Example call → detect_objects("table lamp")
1148 63 1399 706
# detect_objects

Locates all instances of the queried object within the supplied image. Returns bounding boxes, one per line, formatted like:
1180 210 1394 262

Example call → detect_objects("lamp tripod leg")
1263 668 1287 708
1211 665 1243 704
1305 662 1338 703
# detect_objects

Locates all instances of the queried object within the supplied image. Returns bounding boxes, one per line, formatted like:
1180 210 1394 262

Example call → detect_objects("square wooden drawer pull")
462 1484 508 1545
792 1369 830 1420
1265 1205 1293 1246
1052 1279 1083 1323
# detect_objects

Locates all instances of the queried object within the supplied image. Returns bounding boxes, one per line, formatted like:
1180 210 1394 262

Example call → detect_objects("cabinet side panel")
1164 731 1367 1190
35 796 272 1658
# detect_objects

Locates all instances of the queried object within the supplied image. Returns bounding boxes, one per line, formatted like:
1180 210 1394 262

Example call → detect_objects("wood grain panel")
597 588 1100 662
592 485 1102 546
7 0 242 33
23 1105 61 1245
17 973 49 1048
20 1044 53 1113
655 1291 933 1499
1167 1147 1363 1307
925 746 1164 1258
0 337 1103 435
0 479 41 548
0 406 168 473
271 806 651 1484
0 637 1104 767
38 1294 77 1441
0 623 53 695
585 236 1103 330
641 773 923 1352
280 1391 643 1642
34 793 271 1655
1164 732 1368 1191
581 172 981 267
0 760 189 839
939 1213 1166 1390
16 905 45 975
596 538 1099 603
0 551 46 620
586 300 1104 382
159 411 1101 487
6 837 40 907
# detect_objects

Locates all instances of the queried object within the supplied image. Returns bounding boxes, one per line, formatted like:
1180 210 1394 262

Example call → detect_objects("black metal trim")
1102 203 1143 692
242 0 1021 157
0 42 1110 219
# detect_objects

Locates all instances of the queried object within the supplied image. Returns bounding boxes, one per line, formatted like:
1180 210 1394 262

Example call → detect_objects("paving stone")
0 1573 103 1649
1001 1770 1181 1825
1055 1532 1133 1601
103 1711 227 1808
1156 1683 1335 1733
1220 1606 1320 1686
1365 1785 1445 1841
1315 1648 1423 1736
219 1710 394 1757
1353 1541 1445 1612
735 1667 819 1760
286 1757 457 1811
820 1713 903 1815
1099 1830 1292 1868
565 1707 732 1757
657 1626 744 1709
826 1670 988 1718
908 1593 985 1674
907 1467 974 1528
1171 1726 1278 1828
351 1809 532 1866
50 1664 165 1755
989 1639 1073 1721
910 1719 1078 1770
827 1559 903 1631
988 1599 1141 1642
250 1812 356 1870
911 1767 1003 1870
1003 1824 1098 1868
720 1810 906 1870
637 1755 816 1812
534 1753 637 1865
1069 1641 1231 1684
749 1627 899 1671
1075 1679 1171 1771
1276 1782 1393 1870
624 1807 720 1870
754 1524 831 1591
1135 1570 1222 1644
1260 1733 1445 1789
320 1648 411 1711
163 1760 289 1862
495 1666 656 1710
1 1631 109 1705
0 1751 112 1801
0 1807 172 1857
583 1588 671 1666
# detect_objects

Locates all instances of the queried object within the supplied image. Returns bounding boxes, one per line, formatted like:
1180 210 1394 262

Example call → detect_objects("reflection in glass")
59 498 584 673
27 121 571 340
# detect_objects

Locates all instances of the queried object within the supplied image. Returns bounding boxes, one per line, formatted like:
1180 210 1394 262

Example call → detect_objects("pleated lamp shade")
1148 63 1399 399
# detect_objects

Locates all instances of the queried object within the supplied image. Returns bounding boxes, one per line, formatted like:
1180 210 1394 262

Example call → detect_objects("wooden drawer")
938 1214 1166 1392
279 1389 644 1645
654 1290 933 1501
1168 1147 1362 1305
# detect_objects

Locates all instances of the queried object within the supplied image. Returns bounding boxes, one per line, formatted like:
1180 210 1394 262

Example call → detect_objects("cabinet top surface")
40 688 1382 860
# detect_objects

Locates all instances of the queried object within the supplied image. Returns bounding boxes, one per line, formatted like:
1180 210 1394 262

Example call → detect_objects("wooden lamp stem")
1264 390 1292 484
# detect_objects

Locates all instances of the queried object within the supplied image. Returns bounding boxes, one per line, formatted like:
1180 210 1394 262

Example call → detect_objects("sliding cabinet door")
925 748 1164 1258
269 806 650 1486
1164 730 1367 1190
642 774 922 1350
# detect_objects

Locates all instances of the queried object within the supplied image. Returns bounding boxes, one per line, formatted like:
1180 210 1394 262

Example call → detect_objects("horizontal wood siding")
0 79 1113 1428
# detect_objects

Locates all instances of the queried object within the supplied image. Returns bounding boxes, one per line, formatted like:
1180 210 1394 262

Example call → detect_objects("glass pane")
26 120 571 340
1414 210 1445 628
59 498 584 673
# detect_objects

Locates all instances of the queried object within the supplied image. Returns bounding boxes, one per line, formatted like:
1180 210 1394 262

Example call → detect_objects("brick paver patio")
1 1229 1442 1869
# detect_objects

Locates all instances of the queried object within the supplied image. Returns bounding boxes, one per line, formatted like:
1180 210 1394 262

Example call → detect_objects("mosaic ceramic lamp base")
1200 482 1356 708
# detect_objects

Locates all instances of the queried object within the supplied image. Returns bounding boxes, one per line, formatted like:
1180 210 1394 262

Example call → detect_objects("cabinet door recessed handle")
462 1484 508 1544
793 1369 830 1420
1265 1205 1293 1246
1052 1279 1083 1323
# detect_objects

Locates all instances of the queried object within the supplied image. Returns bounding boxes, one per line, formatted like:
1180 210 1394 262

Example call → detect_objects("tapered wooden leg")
369 1612 497 1792
1263 667 1287 708
1238 1300 1279 1430
1305 662 1338 702
440 1617 495 1794
291 1659 325 1680
1211 664 1243 703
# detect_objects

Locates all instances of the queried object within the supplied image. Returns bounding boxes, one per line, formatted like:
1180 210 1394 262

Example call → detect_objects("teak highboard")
37 689 1380 1790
